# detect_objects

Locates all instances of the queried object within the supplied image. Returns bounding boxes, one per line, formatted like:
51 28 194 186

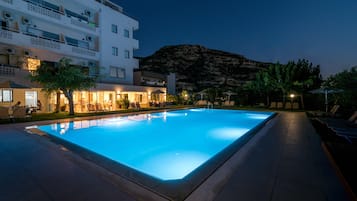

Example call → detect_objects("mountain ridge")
138 44 271 91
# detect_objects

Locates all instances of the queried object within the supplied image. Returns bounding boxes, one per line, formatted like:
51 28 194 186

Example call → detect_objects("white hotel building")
0 0 166 112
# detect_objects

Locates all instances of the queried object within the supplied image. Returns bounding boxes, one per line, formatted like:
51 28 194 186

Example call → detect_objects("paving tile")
214 112 350 201
0 112 351 201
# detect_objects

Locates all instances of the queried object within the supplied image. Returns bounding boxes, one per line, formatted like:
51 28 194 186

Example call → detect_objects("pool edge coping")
25 109 278 201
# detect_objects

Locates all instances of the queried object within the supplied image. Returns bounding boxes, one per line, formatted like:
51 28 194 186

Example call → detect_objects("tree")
291 59 322 108
246 59 322 108
30 58 96 115
245 69 275 106
322 67 357 109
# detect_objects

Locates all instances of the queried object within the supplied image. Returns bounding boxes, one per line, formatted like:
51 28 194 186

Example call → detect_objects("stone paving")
0 112 351 201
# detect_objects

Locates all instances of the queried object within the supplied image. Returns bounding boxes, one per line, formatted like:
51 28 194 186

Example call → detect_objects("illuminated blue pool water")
37 109 274 181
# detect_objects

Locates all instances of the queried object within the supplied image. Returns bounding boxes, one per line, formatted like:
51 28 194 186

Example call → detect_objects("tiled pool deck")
0 112 352 201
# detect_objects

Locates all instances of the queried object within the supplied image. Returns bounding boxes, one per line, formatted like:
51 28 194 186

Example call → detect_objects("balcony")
1 0 99 34
24 0 63 20
0 27 99 60
0 28 13 40
0 64 16 76
70 18 96 32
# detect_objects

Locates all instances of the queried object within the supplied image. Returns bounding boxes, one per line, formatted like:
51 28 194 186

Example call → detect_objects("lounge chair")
318 111 357 128
195 100 207 106
308 105 340 117
269 102 277 109
316 111 357 143
292 102 299 110
223 101 234 106
276 102 283 109
330 122 357 143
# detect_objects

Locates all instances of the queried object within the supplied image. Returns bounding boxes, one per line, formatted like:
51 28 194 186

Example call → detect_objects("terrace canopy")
0 80 29 89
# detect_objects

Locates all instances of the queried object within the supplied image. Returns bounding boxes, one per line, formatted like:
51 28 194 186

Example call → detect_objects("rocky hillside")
138 45 270 91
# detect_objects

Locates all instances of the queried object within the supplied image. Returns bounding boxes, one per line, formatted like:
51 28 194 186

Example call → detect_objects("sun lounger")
308 105 340 117
292 102 299 110
330 125 357 143
318 111 357 128
223 101 234 106
317 112 357 143
269 102 277 109
285 102 292 109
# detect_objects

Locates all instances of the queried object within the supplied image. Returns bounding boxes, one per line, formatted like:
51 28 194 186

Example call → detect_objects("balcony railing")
0 29 13 40
26 1 62 20
72 47 96 57
70 18 96 32
0 65 16 76
30 37 60 49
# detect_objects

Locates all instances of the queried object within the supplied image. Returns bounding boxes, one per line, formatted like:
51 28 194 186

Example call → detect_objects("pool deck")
0 111 352 201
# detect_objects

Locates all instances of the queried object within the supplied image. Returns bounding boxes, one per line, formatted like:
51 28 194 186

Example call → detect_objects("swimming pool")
34 109 275 200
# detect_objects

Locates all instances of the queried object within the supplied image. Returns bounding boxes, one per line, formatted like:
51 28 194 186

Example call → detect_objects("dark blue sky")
114 0 357 77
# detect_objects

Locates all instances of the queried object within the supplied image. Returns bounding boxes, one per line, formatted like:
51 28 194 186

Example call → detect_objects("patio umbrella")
223 91 237 102
197 89 207 100
0 80 29 89
309 88 343 112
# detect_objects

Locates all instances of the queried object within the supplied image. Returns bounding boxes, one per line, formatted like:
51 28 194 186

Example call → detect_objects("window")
0 89 13 102
27 58 41 71
110 67 125 79
124 29 130 38
111 24 118 33
124 50 130 59
112 47 118 56
25 91 38 107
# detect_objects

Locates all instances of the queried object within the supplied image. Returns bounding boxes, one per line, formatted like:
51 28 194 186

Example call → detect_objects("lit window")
124 29 130 38
0 89 13 102
111 24 118 33
112 47 118 56
109 67 125 79
27 58 41 71
124 50 130 59
25 91 37 107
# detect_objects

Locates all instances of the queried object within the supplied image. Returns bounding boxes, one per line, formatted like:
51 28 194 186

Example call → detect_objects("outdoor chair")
276 102 283 109
269 102 277 109
10 106 31 120
330 122 357 144
307 104 340 117
316 111 357 144
284 102 292 109
317 111 357 128
0 107 9 119
292 102 299 110
223 101 234 106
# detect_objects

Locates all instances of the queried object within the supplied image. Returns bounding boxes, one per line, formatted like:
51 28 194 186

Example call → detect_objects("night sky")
113 0 357 78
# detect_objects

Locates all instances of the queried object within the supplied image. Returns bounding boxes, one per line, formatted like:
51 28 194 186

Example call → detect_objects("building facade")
0 0 166 112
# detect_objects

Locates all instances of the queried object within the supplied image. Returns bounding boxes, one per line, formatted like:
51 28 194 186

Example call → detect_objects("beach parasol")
309 88 343 112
